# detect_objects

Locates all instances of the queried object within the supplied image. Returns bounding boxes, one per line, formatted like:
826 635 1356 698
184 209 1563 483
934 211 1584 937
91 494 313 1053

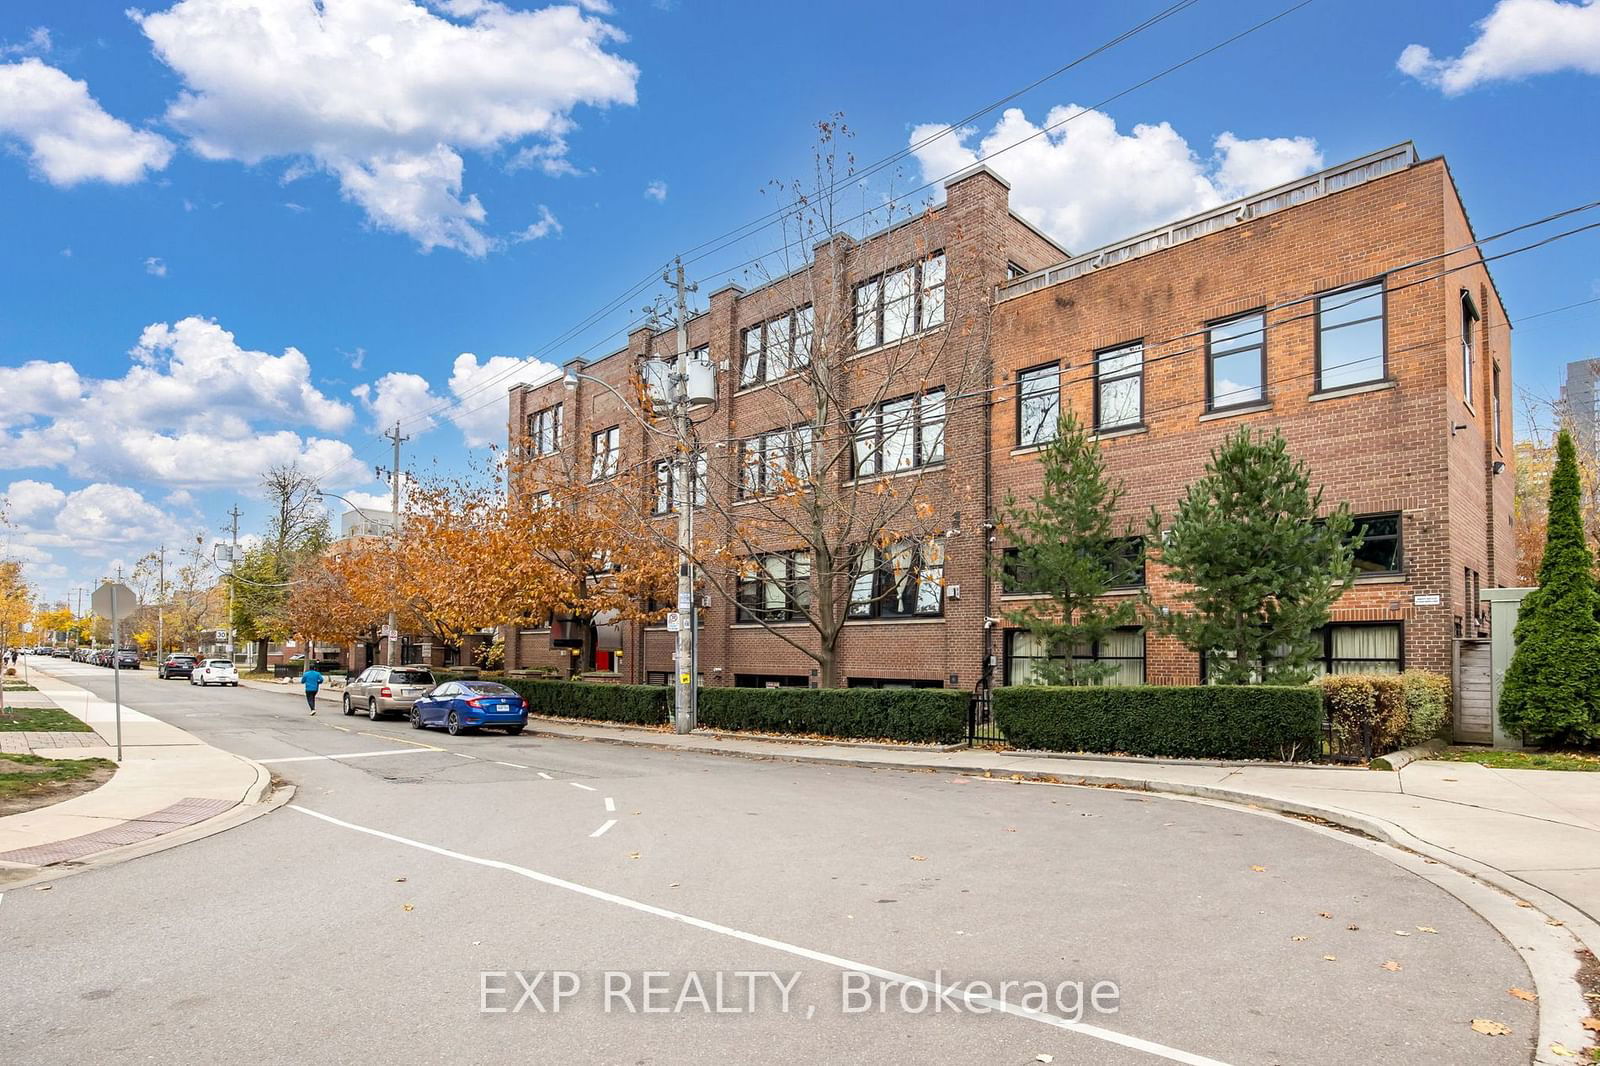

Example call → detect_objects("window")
1207 312 1266 410
734 674 810 688
846 677 944 689
589 426 619 480
853 252 945 350
1350 513 1402 575
532 490 554 510
852 389 945 477
1316 281 1385 390
1007 261 1028 281
848 538 945 619
740 306 813 387
1001 537 1144 595
1017 364 1060 446
739 426 813 497
1005 628 1145 686
526 404 562 456
1461 290 1479 405
735 552 811 623
1095 342 1143 430
653 453 707 514
1313 623 1402 675
1492 362 1503 449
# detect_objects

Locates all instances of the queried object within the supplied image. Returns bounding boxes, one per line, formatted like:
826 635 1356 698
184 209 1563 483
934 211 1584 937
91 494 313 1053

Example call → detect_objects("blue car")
410 681 528 736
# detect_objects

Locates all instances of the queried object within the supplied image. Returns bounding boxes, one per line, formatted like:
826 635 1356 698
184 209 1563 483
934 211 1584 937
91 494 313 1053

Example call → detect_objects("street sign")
1413 594 1442 607
665 611 681 633
91 581 138 621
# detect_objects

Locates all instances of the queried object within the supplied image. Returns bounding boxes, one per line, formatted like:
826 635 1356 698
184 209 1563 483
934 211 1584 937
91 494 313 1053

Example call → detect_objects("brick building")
504 142 1513 694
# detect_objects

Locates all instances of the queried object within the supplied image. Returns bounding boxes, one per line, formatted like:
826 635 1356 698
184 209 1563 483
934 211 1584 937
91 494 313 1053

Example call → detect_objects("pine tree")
994 410 1137 685
1150 427 1356 684
1498 429 1600 745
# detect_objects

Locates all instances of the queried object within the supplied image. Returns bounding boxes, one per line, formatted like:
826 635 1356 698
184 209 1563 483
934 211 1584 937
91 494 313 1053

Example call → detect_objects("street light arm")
562 369 680 442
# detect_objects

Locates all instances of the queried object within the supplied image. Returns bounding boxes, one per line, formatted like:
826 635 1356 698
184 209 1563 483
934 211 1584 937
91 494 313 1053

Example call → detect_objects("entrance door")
1453 638 1492 744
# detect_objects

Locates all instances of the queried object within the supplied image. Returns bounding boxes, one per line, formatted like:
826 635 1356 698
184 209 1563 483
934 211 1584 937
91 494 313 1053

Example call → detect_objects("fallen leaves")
1318 911 1333 919
402 903 414 912
1381 960 1402 972
394 877 407 883
1250 865 1266 873
1470 1019 1511 1036
33 884 51 892
1549 1043 1575 1057
627 851 640 860
1547 917 1565 927
1508 988 1537 1003
1515 900 1533 909
910 855 927 862
1322 955 1338 962
1393 930 1412 937
1416 925 1438 934
1347 924 1360 931
1582 1017 1600 1032
1291 935 1309 942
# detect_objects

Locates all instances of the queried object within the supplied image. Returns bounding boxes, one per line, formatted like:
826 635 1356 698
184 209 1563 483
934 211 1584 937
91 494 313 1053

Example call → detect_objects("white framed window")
740 306 813 387
589 425 619 480
526 404 562 456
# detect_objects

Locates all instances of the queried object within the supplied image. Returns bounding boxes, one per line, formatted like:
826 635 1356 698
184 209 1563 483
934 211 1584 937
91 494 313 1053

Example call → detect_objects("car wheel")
342 695 354 716
410 708 424 730
446 710 463 737
368 699 380 721
505 725 524 736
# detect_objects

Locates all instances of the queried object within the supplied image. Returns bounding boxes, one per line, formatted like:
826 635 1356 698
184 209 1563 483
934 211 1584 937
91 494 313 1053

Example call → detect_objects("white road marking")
589 819 617 838
451 752 476 760
495 761 528 769
604 797 616 812
569 782 597 792
537 772 553 780
288 805 1230 1065
258 748 434 765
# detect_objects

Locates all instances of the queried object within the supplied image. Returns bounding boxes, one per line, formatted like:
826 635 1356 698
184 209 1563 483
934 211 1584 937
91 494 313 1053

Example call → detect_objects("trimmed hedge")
994 684 1323 761
1315 671 1453 756
697 687 969 745
1400 671 1452 746
491 678 671 725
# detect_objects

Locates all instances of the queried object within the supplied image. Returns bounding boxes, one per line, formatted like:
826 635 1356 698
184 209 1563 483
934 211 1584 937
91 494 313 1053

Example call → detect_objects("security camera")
983 616 999 629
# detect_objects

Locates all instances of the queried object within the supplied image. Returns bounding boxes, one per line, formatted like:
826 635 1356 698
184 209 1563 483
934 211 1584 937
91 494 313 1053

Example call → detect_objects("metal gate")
967 686 1003 745
1453 638 1493 744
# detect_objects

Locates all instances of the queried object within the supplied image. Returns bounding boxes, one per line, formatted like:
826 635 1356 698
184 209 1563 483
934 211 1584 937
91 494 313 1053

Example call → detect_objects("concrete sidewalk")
0 666 275 878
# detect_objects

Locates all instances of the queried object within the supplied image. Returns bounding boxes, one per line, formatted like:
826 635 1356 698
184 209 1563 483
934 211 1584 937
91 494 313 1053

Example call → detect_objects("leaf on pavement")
1322 955 1337 962
395 877 407 883
402 903 414 912
1549 1043 1574 1057
1470 1019 1511 1036
1416 925 1438 933
1547 917 1565 926
1250 865 1266 873
1035 1056 1054 1064
1508 988 1537 1002
1291 935 1309 942
627 851 640 860
1393 930 1411 936
1318 911 1333 919
33 884 51 891
910 855 927 861
1515 900 1533 908
1582 1017 1600 1031
1381 960 1401 972
1347 924 1360 931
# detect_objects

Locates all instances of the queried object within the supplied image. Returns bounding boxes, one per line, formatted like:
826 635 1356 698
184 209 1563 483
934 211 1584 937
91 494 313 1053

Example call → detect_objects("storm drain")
0 797 236 866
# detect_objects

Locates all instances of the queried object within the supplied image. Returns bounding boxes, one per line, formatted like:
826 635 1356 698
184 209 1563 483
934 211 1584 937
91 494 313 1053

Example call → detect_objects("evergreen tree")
1499 429 1600 745
994 411 1137 684
1150 427 1356 684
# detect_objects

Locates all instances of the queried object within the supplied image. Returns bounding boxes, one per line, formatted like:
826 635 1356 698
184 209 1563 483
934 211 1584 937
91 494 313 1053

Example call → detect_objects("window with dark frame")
738 426 813 498
1005 628 1146 686
735 551 811 623
853 252 946 351
1017 364 1060 446
847 538 945 619
652 453 707 514
1001 537 1144 595
1316 281 1385 391
589 425 619 480
1350 513 1402 575
1314 623 1402 675
1206 312 1266 411
1095 341 1143 430
852 389 945 477
1461 290 1479 405
526 404 562 456
739 306 813 388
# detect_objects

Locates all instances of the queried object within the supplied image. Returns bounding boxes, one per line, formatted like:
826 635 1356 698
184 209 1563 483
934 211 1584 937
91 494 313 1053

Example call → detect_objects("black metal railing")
1323 715 1373 763
968 687 1004 746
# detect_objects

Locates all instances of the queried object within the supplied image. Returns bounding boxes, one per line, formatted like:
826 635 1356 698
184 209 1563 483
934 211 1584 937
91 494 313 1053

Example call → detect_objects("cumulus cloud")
907 105 1322 252
353 372 439 435
0 27 52 58
3 479 189 553
445 353 559 447
644 179 667 202
144 256 168 277
0 58 174 186
1399 0 1600 94
134 0 639 254
512 204 562 243
0 360 85 429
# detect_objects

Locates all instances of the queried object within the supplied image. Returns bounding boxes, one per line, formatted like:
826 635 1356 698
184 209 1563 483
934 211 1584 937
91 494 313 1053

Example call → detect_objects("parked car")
409 681 528 736
51 647 70 658
92 649 113 667
344 665 436 720
190 659 239 686
114 648 141 669
158 654 199 680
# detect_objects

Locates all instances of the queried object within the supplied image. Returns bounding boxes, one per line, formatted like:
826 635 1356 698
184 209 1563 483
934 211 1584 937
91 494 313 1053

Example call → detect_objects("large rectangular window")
739 426 813 497
1005 628 1145 686
1350 513 1402 575
853 252 945 350
1314 623 1402 675
1316 281 1385 390
589 425 619 481
735 552 811 623
1207 312 1266 411
1001 537 1144 595
526 404 562 456
852 389 945 477
1095 341 1143 430
740 306 813 388
1461 290 1480 405
652 453 706 514
1017 363 1060 446
848 538 944 619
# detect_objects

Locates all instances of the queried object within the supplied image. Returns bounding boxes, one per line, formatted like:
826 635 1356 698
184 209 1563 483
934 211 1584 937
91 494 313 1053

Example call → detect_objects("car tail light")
380 686 392 698
465 698 484 708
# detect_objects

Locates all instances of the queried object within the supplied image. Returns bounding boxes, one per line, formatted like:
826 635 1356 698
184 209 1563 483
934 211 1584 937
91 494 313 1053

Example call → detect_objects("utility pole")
155 543 166 657
382 420 409 667
666 257 698 734
225 506 241 664
72 585 85 644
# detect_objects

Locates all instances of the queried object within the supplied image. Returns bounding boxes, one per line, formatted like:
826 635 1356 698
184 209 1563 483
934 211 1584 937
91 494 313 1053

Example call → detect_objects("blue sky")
1 0 1597 606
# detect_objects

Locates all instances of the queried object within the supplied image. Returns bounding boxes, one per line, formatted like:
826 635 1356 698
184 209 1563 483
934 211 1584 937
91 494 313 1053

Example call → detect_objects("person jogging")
302 664 324 714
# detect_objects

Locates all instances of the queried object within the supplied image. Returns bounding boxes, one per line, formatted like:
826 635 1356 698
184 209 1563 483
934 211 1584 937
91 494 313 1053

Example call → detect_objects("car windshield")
391 670 433 684
208 660 232 668
461 682 515 696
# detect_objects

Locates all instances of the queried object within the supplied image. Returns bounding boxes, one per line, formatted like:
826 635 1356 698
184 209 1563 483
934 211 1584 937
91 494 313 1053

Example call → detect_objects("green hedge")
994 684 1323 761
491 678 671 726
697 687 969 744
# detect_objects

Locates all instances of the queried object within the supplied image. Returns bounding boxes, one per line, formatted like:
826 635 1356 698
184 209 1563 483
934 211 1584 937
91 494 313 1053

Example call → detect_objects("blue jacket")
302 668 324 692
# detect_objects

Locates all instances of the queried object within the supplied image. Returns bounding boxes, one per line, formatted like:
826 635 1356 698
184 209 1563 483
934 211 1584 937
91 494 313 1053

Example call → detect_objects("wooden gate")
1453 638 1493 744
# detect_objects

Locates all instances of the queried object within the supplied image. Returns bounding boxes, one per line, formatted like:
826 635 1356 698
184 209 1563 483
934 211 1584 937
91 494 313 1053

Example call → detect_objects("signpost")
91 580 138 760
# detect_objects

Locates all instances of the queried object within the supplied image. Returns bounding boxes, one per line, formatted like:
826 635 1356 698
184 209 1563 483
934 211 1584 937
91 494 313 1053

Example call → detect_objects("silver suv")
344 666 437 720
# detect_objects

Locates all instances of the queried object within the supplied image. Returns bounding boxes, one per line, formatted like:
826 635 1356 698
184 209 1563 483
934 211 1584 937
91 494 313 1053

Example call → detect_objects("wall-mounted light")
1491 460 1506 475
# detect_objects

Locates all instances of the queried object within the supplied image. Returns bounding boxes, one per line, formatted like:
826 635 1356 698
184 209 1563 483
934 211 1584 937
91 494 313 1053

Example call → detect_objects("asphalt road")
0 661 1539 1065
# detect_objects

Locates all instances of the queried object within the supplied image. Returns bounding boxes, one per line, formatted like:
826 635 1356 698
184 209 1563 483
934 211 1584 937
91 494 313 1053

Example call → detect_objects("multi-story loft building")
504 142 1513 694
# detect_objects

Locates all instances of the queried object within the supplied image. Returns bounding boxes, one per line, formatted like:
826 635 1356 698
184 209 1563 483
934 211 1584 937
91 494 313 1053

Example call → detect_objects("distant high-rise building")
1562 358 1600 454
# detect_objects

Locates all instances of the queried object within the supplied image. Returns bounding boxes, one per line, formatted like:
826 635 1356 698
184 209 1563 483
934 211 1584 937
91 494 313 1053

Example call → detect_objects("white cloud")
907 105 1322 252
0 58 174 186
3 480 188 552
1399 0 1600 94
144 256 168 277
0 360 84 429
1 27 52 58
511 204 562 243
353 372 439 434
644 179 667 202
445 353 559 447
134 0 639 255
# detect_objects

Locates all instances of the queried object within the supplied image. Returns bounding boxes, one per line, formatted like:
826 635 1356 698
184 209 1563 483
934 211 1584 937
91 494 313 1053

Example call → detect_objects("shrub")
697 687 969 745
1399 671 1451 746
993 685 1322 761
495 678 670 726
1318 674 1409 755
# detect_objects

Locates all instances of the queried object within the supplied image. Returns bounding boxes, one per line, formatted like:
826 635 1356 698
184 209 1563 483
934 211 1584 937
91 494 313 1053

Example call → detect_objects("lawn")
1435 746 1600 772
0 706 92 732
0 752 117 815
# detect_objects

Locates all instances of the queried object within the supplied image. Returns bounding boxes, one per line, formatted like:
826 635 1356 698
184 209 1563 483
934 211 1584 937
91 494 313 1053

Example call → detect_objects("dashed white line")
258 748 434 764
495 761 528 769
604 797 616 812
569 782 597 792
288 805 1230 1066
589 819 617 838
537 772 553 780
451 752 476 760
